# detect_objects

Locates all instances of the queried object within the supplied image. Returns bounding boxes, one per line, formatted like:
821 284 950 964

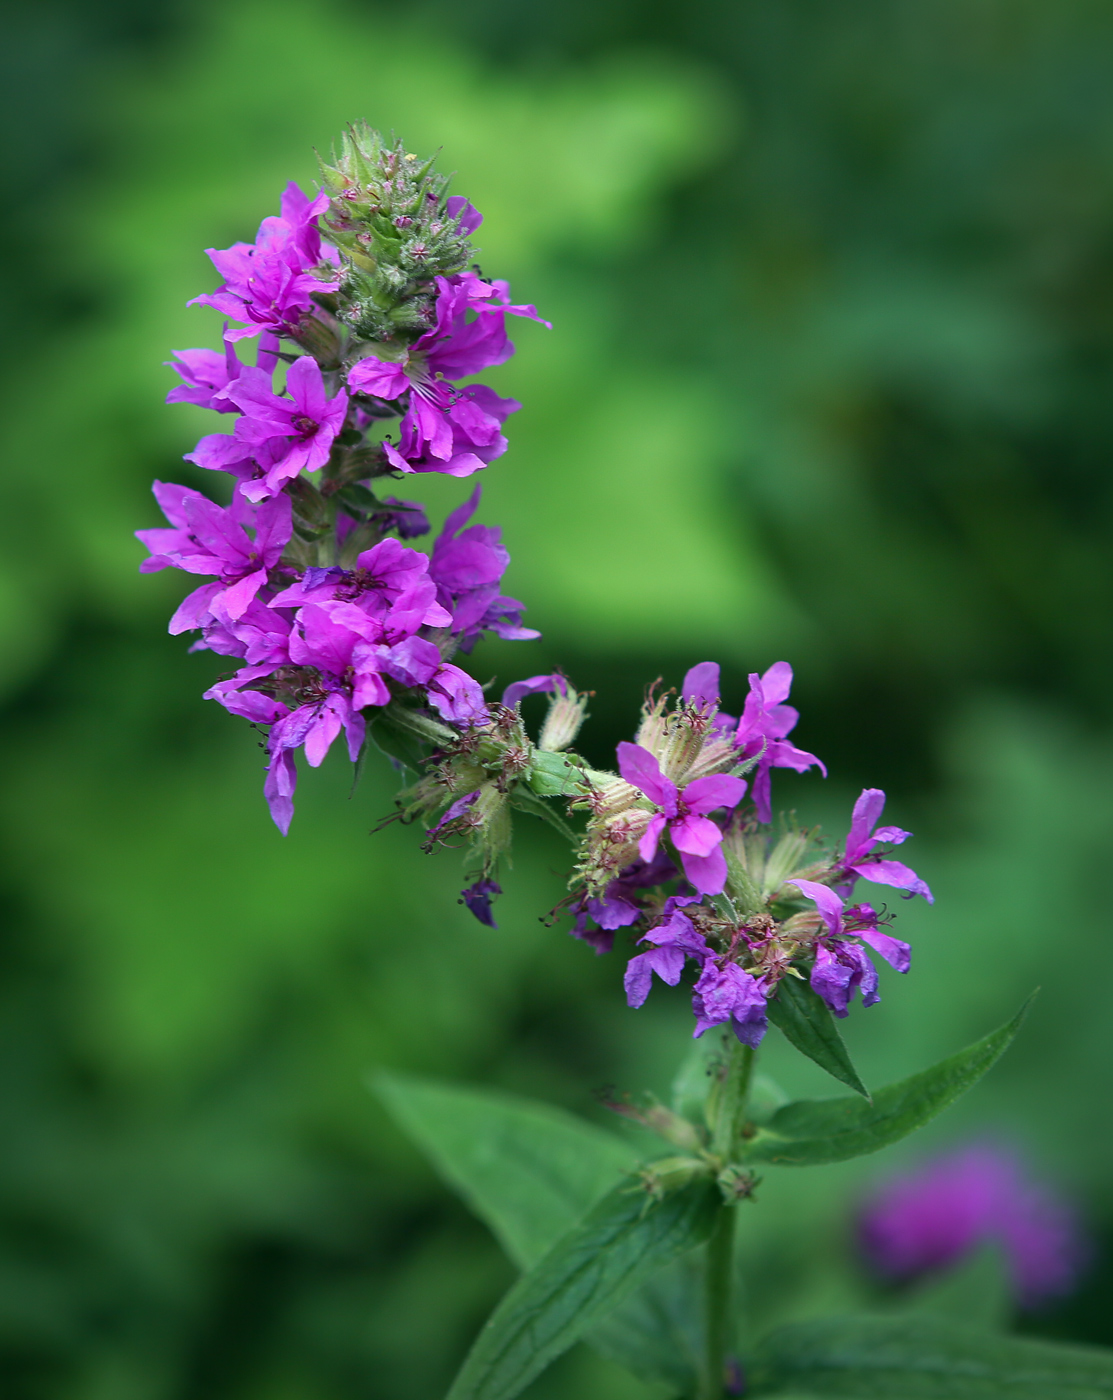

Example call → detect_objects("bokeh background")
3 1 1113 1396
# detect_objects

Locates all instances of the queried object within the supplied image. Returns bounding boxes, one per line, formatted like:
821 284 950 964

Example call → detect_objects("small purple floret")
462 878 502 927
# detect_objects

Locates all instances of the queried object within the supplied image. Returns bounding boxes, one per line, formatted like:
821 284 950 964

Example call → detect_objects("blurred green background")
3 1 1113 1396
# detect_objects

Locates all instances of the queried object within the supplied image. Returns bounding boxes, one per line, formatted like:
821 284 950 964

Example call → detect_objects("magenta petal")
682 774 747 815
264 749 298 835
304 697 345 767
857 929 912 973
679 845 727 896
848 787 887 860
787 878 845 936
760 661 794 705
669 813 723 857
624 952 656 1008
638 813 667 863
681 661 720 707
616 741 675 808
851 859 934 904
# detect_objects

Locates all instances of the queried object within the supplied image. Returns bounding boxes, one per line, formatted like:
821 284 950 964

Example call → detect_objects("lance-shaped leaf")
375 1072 636 1268
744 996 1033 1167
376 1072 704 1395
767 974 870 1099
747 1312 1113 1397
445 1178 720 1400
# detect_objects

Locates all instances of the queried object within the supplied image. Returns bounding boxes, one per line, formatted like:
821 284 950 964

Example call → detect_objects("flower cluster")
552 662 931 1045
140 127 547 832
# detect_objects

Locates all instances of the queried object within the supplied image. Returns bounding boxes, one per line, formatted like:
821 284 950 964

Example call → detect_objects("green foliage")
748 1314 1113 1398
746 998 1032 1166
376 1072 637 1269
445 1179 719 1400
766 977 870 1100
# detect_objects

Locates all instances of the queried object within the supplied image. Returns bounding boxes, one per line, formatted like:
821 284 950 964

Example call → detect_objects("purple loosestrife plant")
142 126 1091 1400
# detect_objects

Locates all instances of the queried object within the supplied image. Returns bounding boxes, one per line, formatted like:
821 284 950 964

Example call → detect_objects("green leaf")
748 1313 1113 1397
900 1245 1011 1332
767 975 870 1099
745 996 1034 1167
375 1072 637 1269
376 1071 704 1395
507 787 578 844
445 1179 720 1400
365 715 430 775
587 1256 703 1393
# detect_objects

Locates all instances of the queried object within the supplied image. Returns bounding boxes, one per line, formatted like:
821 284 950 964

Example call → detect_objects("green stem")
700 1204 737 1400
700 1039 755 1400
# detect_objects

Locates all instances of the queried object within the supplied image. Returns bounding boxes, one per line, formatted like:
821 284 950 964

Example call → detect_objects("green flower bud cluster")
317 122 479 342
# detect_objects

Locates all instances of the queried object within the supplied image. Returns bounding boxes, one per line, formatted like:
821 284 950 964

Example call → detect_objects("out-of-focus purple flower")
502 674 566 707
691 959 768 1047
137 482 291 624
347 271 548 475
429 488 539 649
788 878 910 1018
857 1145 1087 1309
617 742 747 895
188 183 340 341
462 878 501 927
838 788 933 903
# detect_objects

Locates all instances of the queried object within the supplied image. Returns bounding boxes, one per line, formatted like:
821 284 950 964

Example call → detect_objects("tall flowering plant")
142 127 1112 1400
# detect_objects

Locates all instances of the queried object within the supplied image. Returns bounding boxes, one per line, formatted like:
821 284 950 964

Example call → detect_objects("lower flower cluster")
407 661 932 1046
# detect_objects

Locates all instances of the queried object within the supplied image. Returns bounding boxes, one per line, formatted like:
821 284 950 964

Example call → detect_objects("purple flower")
788 878 910 1018
188 182 340 341
268 537 451 633
429 488 539 648
691 959 768 1046
838 788 933 903
616 742 747 895
624 906 711 1008
461 878 501 927
136 482 291 625
347 272 548 475
858 1145 1086 1309
734 663 825 822
216 356 349 502
165 331 279 412
502 674 567 707
571 852 677 954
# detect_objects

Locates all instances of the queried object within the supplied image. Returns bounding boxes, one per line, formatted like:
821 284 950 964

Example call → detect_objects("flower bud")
538 686 588 753
637 1155 712 1201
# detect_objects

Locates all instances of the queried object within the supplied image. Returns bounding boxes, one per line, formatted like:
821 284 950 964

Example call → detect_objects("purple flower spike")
858 1145 1087 1309
616 742 746 895
839 788 933 903
462 878 502 927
